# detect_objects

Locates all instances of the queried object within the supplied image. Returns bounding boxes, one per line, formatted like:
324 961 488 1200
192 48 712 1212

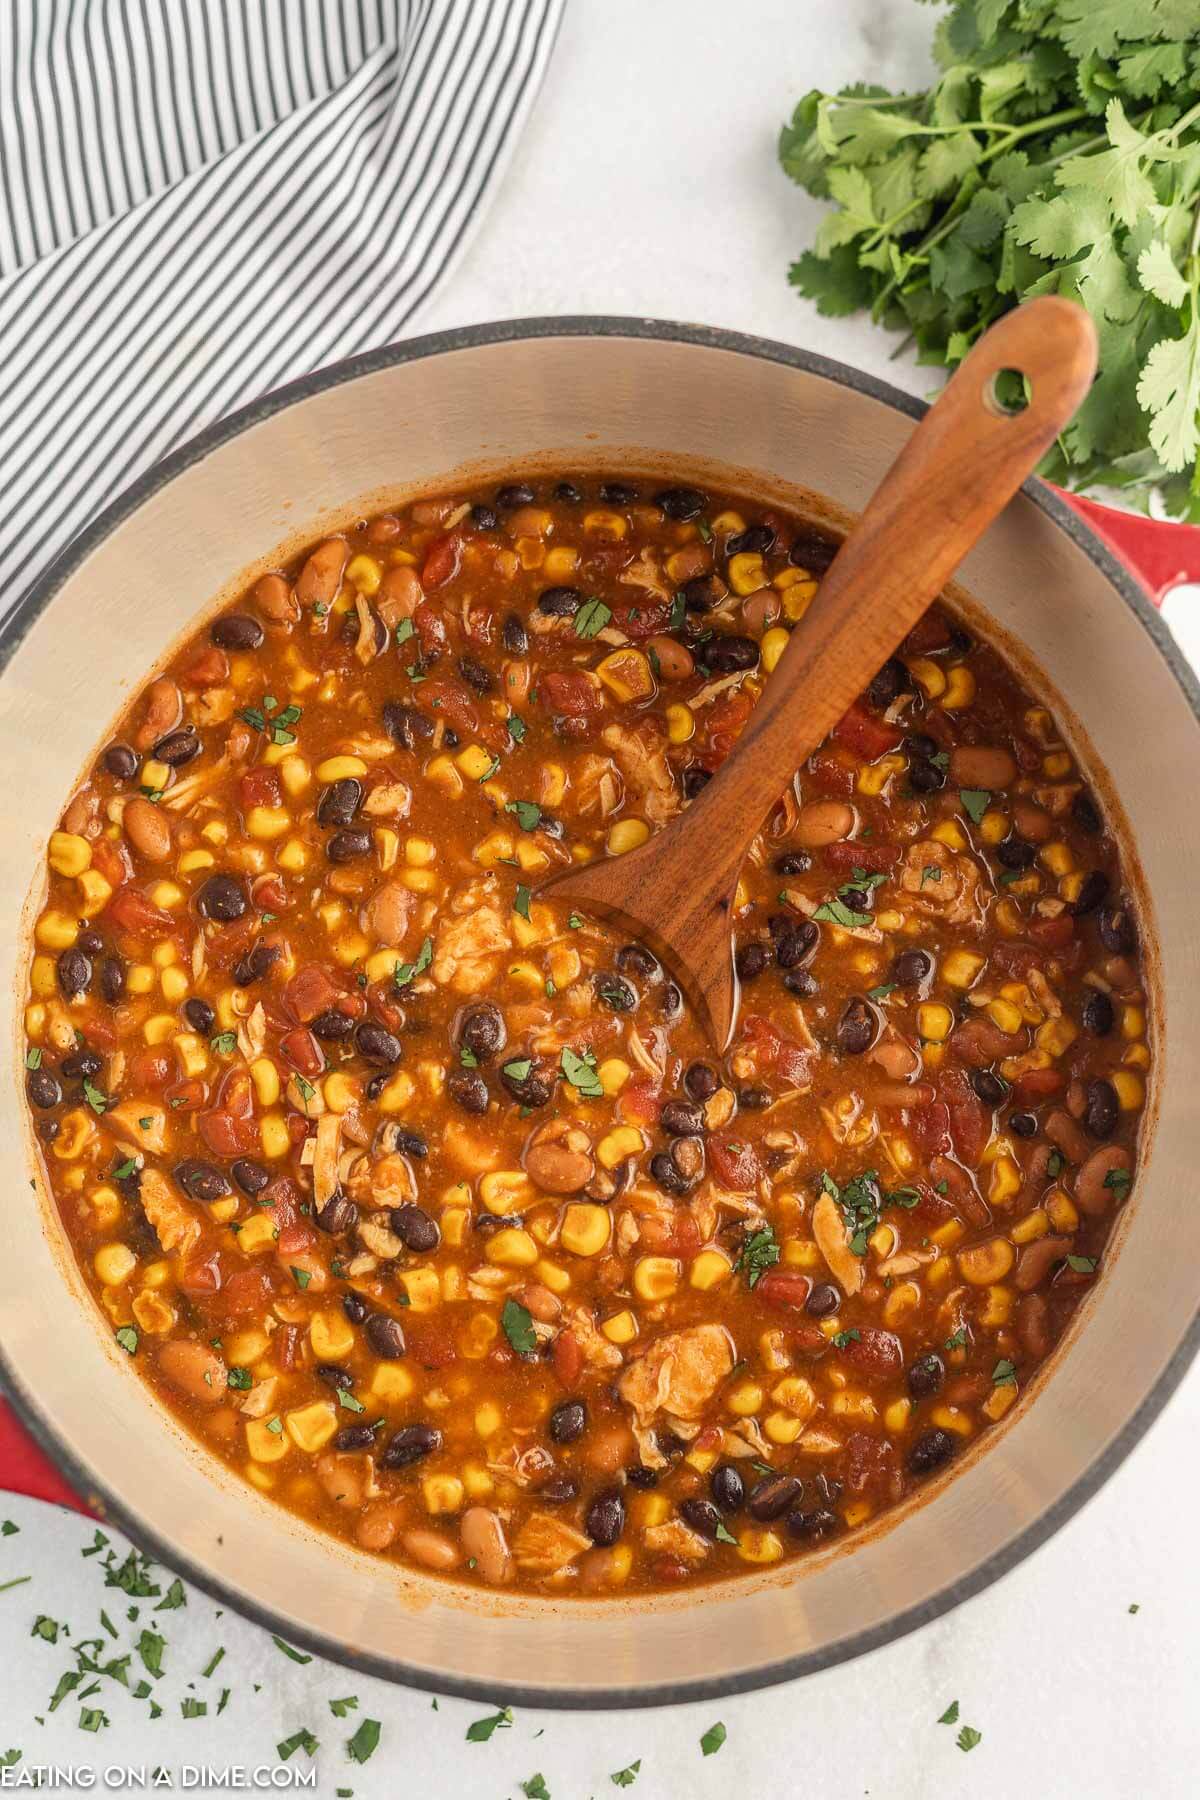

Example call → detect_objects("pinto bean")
584 1420 636 1476
1011 800 1053 843
315 1451 374 1509
519 1283 562 1324
1075 1144 1132 1216
865 1035 921 1081
133 677 183 752
950 1016 1022 1067
459 1507 512 1585
645 634 695 682
740 588 781 635
296 538 348 609
398 1524 461 1569
523 1127 594 1195
376 563 423 628
365 879 412 946
1015 1143 1056 1212
157 1340 227 1403
1017 1292 1052 1360
123 796 172 861
355 1502 405 1551
1045 1108 1089 1165
795 799 855 847
1015 1235 1071 1291
948 745 1018 789
253 573 300 622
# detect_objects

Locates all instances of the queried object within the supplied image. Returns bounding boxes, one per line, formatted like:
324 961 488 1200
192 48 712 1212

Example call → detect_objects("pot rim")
3 313 1198 1710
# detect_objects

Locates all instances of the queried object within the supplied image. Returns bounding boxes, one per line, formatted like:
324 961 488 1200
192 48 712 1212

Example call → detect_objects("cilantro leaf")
561 1045 603 1098
700 1722 726 1757
733 1224 780 1289
501 1299 537 1357
466 1704 513 1743
393 935 433 991
959 788 991 824
574 597 612 638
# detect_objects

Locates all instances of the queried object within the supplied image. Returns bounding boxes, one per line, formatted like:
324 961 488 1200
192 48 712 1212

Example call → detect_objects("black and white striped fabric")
0 0 562 612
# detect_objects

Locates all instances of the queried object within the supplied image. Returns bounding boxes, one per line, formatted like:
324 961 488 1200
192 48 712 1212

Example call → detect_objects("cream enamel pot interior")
2 318 1199 1708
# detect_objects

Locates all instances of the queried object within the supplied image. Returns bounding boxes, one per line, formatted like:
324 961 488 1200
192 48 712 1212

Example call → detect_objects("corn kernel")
424 754 463 798
177 848 215 875
958 1237 1014 1284
728 551 766 595
344 555 381 596
543 545 578 580
285 1401 338 1454
76 869 114 917
246 1420 290 1463
985 998 1023 1035
633 1490 672 1529
983 1381 1018 1422
246 805 290 840
764 1412 803 1445
1011 1207 1049 1244
277 756 310 798
665 702 695 744
560 1203 611 1257
235 1213 277 1255
397 1266 442 1309
781 576 818 619
942 948 984 989
989 1156 1021 1208
94 1243 136 1286
260 1113 290 1159
1112 1071 1144 1110
35 910 79 950
917 1002 953 1043
48 831 91 877
375 1071 416 1114
173 1031 207 1078
404 836 437 867
884 1397 912 1434
371 1363 415 1402
932 820 967 853
737 1528 783 1564
978 809 1009 845
475 1402 502 1438
689 1248 732 1290
485 1227 539 1268
632 1255 680 1302
726 1381 764 1417
908 656 946 699
782 1239 820 1268
760 627 789 674
942 664 976 708
160 965 189 1004
931 1404 974 1439
534 1258 571 1295
597 648 654 703
607 818 650 856
601 1309 638 1345
1042 751 1072 778
141 759 172 791
455 743 495 781
597 1125 643 1168
423 1475 464 1515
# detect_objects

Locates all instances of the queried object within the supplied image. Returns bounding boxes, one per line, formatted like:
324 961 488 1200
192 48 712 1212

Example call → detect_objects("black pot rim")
3 313 1198 1711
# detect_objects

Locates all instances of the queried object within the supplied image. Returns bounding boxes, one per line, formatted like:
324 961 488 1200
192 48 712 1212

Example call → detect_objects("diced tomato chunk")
1029 914 1075 950
552 1329 584 1388
832 700 904 761
420 530 462 589
284 964 345 1024
163 1078 207 1113
128 1046 175 1090
538 670 602 716
198 1069 258 1156
610 602 669 642
212 1265 276 1320
740 1014 811 1086
703 690 753 763
91 836 132 890
279 1028 323 1077
708 1138 762 1192
755 1270 812 1310
807 749 855 798
841 1326 903 1378
821 840 899 876
419 676 479 738
618 1079 661 1127
277 1223 317 1257
105 885 174 937
240 766 282 810
412 601 448 659
941 1067 989 1167
902 609 952 655
1012 1066 1065 1103
907 1100 952 1158
181 647 229 687
178 1251 222 1296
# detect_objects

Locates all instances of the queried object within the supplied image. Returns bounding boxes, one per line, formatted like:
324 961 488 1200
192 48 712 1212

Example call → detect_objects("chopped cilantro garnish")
508 713 526 743
611 1761 642 1787
466 1705 513 1743
514 883 533 921
393 935 433 990
507 799 542 830
832 1328 862 1350
945 1328 968 1352
959 788 991 824
521 1777 550 1800
394 618 415 646
957 1726 982 1753
501 1299 537 1357
1067 1253 1098 1273
560 1045 602 1098
867 982 897 1001
290 1266 312 1290
1104 1167 1132 1201
114 1326 138 1356
733 1224 780 1289
938 1701 960 1725
700 1721 726 1756
277 1727 319 1761
24 1047 41 1070
812 898 871 928
227 1367 252 1390
272 1636 311 1664
329 1696 359 1717
82 1078 108 1116
574 596 612 638
501 1057 533 1084
992 1358 1017 1386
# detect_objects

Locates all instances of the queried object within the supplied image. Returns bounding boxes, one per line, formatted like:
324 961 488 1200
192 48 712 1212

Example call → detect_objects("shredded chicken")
140 1169 202 1256
618 1324 734 1427
312 1114 342 1208
601 722 679 826
899 839 983 926
432 883 513 992
513 1511 592 1575
643 1519 710 1563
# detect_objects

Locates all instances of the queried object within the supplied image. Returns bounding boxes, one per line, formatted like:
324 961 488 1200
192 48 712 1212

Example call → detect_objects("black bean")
1070 870 1111 917
104 743 140 780
906 734 938 759
537 585 581 617
211 613 264 651
78 929 105 955
314 1364 351 1389
735 941 771 983
474 1212 524 1237
837 996 878 1055
710 1463 745 1513
334 1424 377 1453
317 1193 358 1236
391 1204 439 1253
535 1477 577 1505
458 655 494 695
787 1508 838 1540
660 1099 704 1138
594 973 637 1011
470 504 498 531
1009 1112 1038 1138
684 1061 719 1102
616 943 660 982
747 1474 803 1521
382 702 435 750
232 942 279 988
909 757 946 794
806 1283 840 1318
599 481 637 505
365 1072 390 1101
27 1069 62 1109
327 827 372 863
61 1047 103 1080
681 574 726 614
196 874 246 922
737 1086 770 1110
585 1486 626 1546
1084 1078 1118 1140
231 1158 270 1197
1081 989 1115 1037
183 996 215 1034
39 1118 61 1143
892 948 933 987
154 726 202 768
789 527 838 571
549 1399 587 1444
775 920 820 970
57 949 92 1000
725 524 776 557
500 1060 554 1107
996 834 1035 870
660 980 683 1019
654 486 706 521
364 1314 406 1360
867 658 908 710
392 1129 428 1158
310 1008 356 1042
970 1069 1009 1105
174 1159 230 1203
502 613 528 654
774 850 812 877
703 634 760 674
1098 903 1136 954
316 778 362 828
496 483 535 508
448 1068 490 1113
99 956 126 1004
668 1136 705 1184
907 1352 945 1399
342 1290 369 1324
381 1423 441 1468
839 886 873 915
355 1022 402 1066
784 968 818 997
553 481 582 504
681 766 712 800
456 1002 507 1062
909 1429 955 1476
679 1498 722 1540
1072 788 1102 833
624 1465 659 1491
649 1151 691 1196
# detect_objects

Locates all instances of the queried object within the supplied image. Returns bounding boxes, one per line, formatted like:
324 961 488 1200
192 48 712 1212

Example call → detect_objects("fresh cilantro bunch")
780 0 1200 518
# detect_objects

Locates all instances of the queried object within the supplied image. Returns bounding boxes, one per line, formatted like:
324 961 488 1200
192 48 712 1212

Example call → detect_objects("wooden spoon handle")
704 295 1098 831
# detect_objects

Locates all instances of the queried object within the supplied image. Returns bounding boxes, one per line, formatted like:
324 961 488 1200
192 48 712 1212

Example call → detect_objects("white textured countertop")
3 2 1198 1794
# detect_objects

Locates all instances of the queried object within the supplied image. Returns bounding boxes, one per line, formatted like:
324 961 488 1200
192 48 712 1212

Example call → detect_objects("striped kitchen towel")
0 0 562 618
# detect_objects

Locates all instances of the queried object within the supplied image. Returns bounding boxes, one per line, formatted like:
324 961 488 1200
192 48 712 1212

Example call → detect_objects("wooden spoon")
540 296 1098 1050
